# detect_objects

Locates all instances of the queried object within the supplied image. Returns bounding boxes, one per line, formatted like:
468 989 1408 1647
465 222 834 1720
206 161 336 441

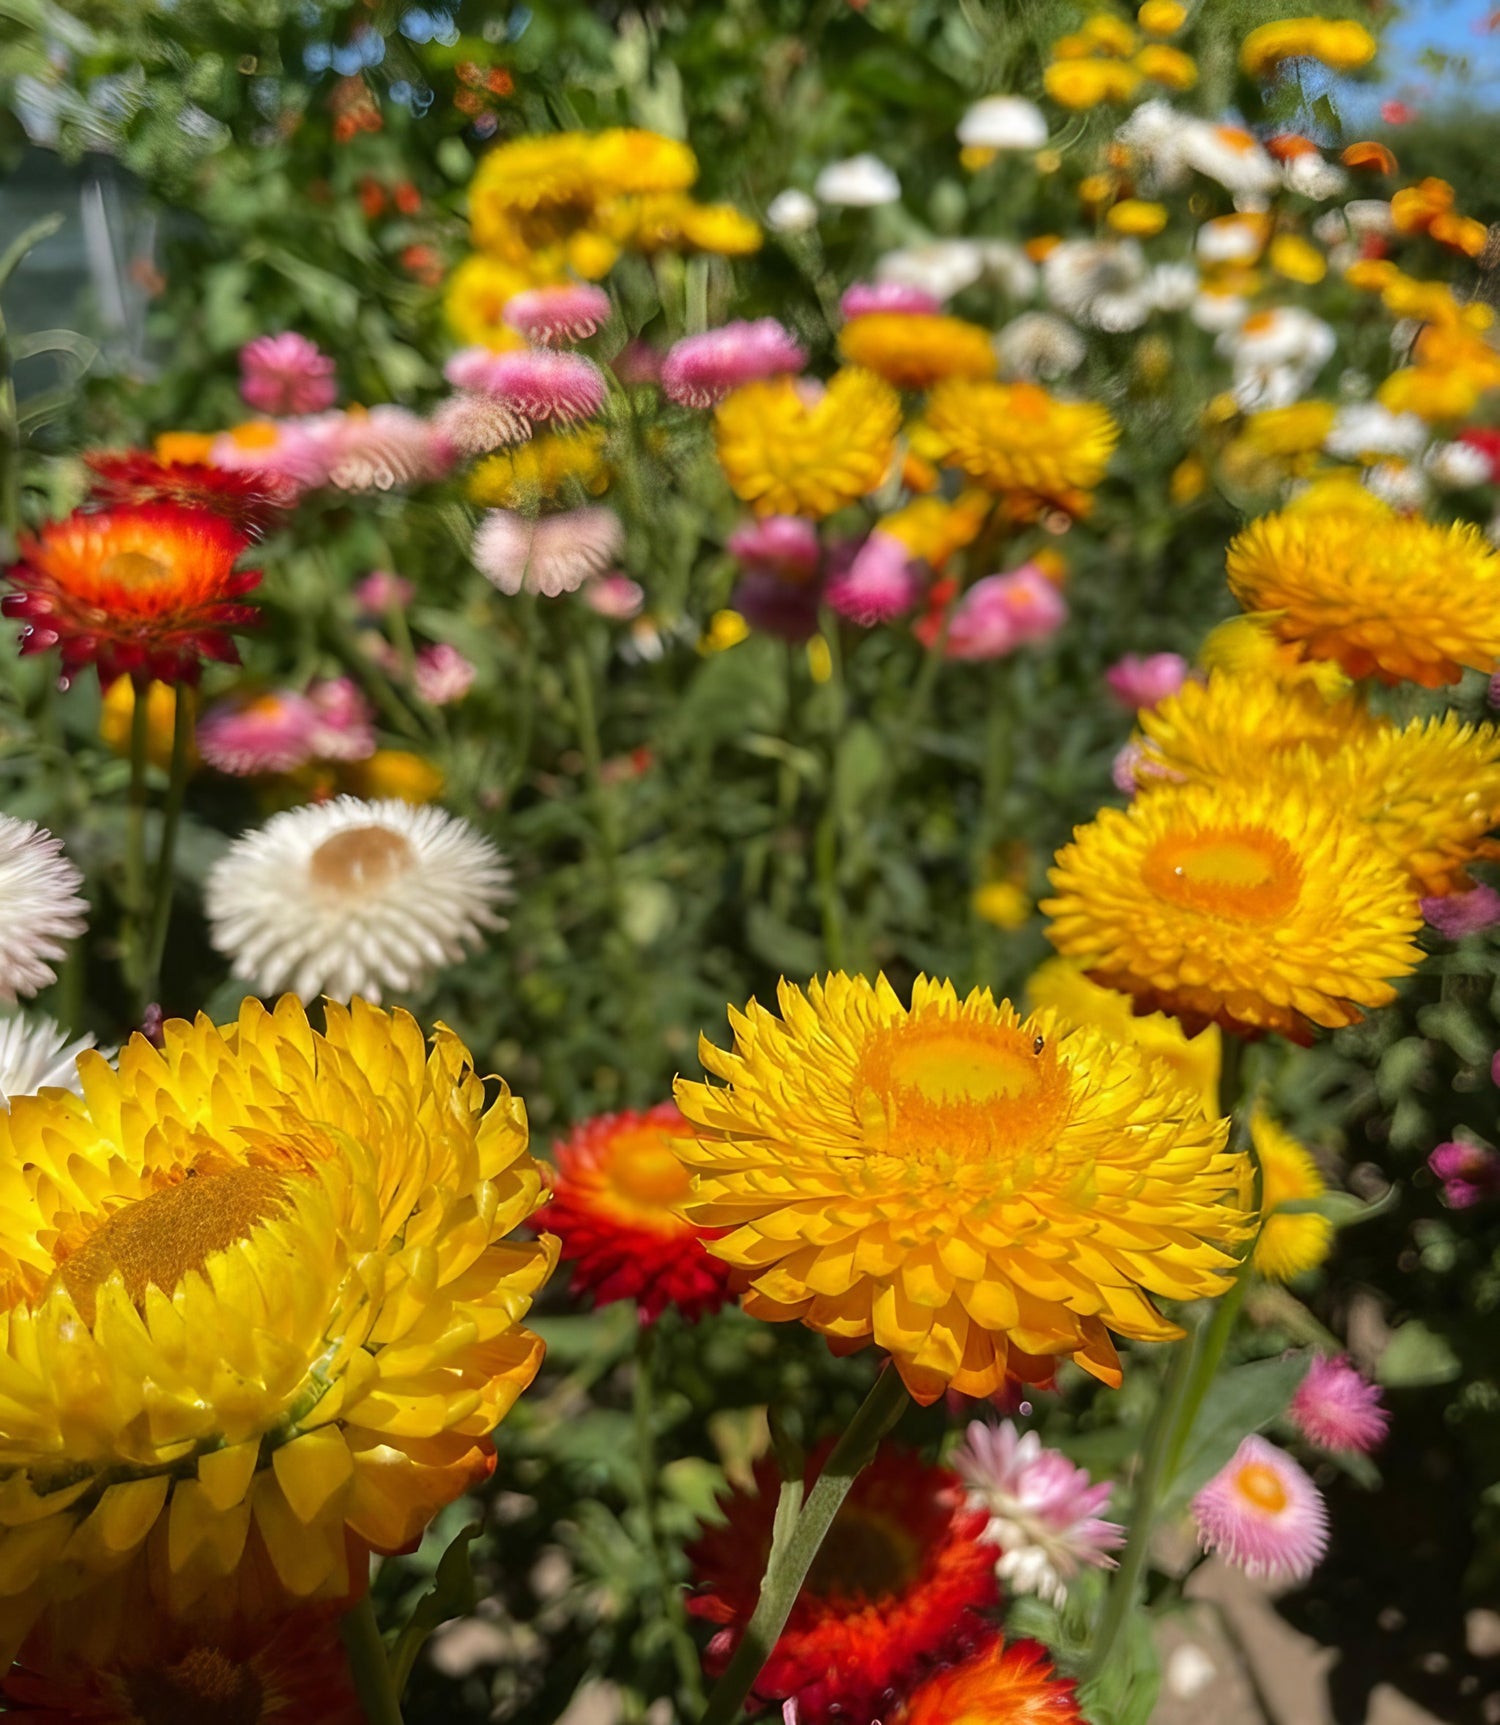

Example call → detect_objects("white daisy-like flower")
205 797 510 1003
1196 216 1265 264
765 188 818 234
1191 288 1251 333
975 240 1039 299
1179 120 1281 196
876 240 988 303
995 311 1087 380
1044 239 1155 332
1116 99 1192 190
958 95 1048 151
1282 153 1347 202
0 1013 95 1108
1363 460 1430 512
1149 261 1199 311
1426 439 1492 490
0 816 87 1000
814 153 900 207
1324 401 1429 463
1217 306 1336 408
1344 198 1396 237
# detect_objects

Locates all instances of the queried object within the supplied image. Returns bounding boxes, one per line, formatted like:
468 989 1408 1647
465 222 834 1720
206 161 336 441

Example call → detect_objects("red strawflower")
84 450 295 539
546 1102 734 1324
896 1637 1082 1724
688 1443 1000 1724
1461 427 1500 485
3 504 261 685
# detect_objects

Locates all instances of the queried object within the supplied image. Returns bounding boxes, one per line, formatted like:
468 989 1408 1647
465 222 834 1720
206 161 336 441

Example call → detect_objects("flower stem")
567 637 619 899
340 1593 404 1725
121 687 152 1008
699 1367 909 1725
143 686 192 1003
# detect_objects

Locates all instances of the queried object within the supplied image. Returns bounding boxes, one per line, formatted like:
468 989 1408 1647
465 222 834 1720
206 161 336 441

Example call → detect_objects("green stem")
340 1594 404 1725
506 590 539 796
121 688 151 1008
814 611 848 971
700 1368 909 1725
567 637 619 897
684 254 710 336
143 686 193 1002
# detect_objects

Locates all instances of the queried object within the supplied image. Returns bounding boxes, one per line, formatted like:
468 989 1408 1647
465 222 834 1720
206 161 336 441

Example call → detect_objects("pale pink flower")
1106 651 1190 711
503 284 612 345
317 407 453 491
198 691 320 776
840 282 941 319
428 391 531 455
727 516 820 581
1112 740 1147 795
584 574 646 620
353 571 415 613
210 421 331 493
1420 885 1500 939
951 1421 1124 1608
305 678 376 762
414 643 476 706
444 348 607 424
1191 1435 1329 1585
825 531 922 625
473 507 624 598
613 340 663 386
1290 1356 1389 1456
943 566 1067 659
1429 1139 1500 1208
660 319 807 408
238 332 337 416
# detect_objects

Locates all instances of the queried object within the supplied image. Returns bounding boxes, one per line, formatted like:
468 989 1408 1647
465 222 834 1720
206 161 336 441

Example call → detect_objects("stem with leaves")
340 1594 404 1725
143 686 193 1003
121 689 152 1012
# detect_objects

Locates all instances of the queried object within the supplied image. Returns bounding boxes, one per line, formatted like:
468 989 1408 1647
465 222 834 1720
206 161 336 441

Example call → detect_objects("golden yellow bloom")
468 427 610 509
1135 43 1198 88
563 229 621 279
973 881 1031 930
0 999 554 1657
1078 13 1140 54
701 609 751 653
590 128 698 196
1139 0 1187 33
1044 57 1143 107
673 974 1243 1404
1078 173 1116 208
1377 365 1482 422
1431 211 1488 257
471 132 599 216
340 749 446 804
879 491 991 567
1197 615 1349 699
1269 234 1327 284
153 432 216 466
714 369 900 519
100 678 196 773
1390 176 1454 234
1249 1109 1332 1282
1226 500 1500 687
1171 454 1209 505
911 381 1119 507
443 255 541 349
1107 198 1170 235
1044 779 1422 1041
680 202 763 255
1381 273 1480 331
1239 401 1336 460
1345 257 1398 293
837 313 996 390
1240 17 1377 78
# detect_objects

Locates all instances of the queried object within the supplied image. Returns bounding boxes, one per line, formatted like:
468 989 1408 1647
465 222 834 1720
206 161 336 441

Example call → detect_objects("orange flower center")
100 550 173 588
605 1128 695 1211
309 825 415 894
126 1647 265 1725
1234 1461 1289 1515
1142 824 1303 922
805 1505 918 1602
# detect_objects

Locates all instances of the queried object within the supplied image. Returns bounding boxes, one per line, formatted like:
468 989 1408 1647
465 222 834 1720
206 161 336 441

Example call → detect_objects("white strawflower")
205 797 510 1003
1149 261 1199 311
1363 461 1430 511
473 506 624 598
0 1013 95 1108
877 240 987 302
1044 239 1155 332
975 240 1039 299
1179 120 1280 195
1196 217 1264 264
1325 402 1429 463
0 817 87 1000
1116 99 1192 189
1191 289 1250 333
1218 307 1336 409
958 95 1048 151
1283 153 1347 201
1426 440 1492 489
766 189 818 234
814 154 900 207
996 312 1087 380
1345 198 1396 237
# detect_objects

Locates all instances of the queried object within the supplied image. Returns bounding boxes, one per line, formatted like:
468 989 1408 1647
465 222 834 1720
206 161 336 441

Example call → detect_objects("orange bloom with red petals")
546 1103 734 1323
3 505 260 685
688 1442 999 1724
897 1636 1082 1724
84 451 296 540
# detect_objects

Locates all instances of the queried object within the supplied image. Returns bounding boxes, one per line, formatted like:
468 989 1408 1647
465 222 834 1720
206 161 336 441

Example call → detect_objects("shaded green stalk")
700 1369 909 1725
144 687 193 1002
121 690 152 1008
568 636 619 898
340 1594 404 1725
814 613 848 971
507 590 540 796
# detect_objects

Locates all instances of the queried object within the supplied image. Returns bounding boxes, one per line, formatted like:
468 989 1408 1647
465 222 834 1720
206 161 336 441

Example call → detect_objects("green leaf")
745 904 825 978
0 213 63 292
1377 1320 1462 1388
387 1522 481 1697
833 721 886 829
1163 1353 1313 1511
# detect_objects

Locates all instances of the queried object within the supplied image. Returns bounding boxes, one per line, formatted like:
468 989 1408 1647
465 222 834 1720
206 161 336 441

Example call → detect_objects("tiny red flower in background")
546 1102 734 1323
896 1636 1082 1724
4 504 261 685
688 1443 1000 1724
84 450 295 539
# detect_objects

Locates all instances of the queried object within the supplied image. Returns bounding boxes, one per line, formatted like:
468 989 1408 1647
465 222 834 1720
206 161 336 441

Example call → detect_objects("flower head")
83 451 294 540
546 1103 734 1324
952 1421 1124 1606
1107 652 1190 710
1192 1435 1329 1585
814 154 901 206
210 420 332 494
0 1013 93 1110
472 506 624 597
1429 1139 1500 1208
445 348 608 424
688 1443 998 1723
584 573 645 620
1241 16 1378 78
318 407 453 492
0 818 86 1001
838 313 996 391
898 1636 1082 1724
502 283 612 345
766 188 819 233
4 505 260 685
1043 239 1159 332
996 314 1088 382
911 381 1118 509
727 515 821 580
0 998 553 1652
662 320 807 408
428 391 531 456
938 567 1069 660
841 282 942 319
825 531 922 625
414 643 477 706
959 96 1049 151
205 797 510 1001
674 974 1242 1403
197 690 321 777
468 427 609 509
1291 1355 1389 1454
1424 886 1500 938
1251 1109 1333 1281
238 332 338 416
353 570 414 613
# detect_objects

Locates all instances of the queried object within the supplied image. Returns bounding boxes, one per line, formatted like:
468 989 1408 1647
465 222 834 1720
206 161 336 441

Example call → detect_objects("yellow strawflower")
1139 1 1187 34
468 427 610 509
1135 43 1198 88
973 881 1031 929
340 749 446 804
443 254 540 349
838 314 996 390
680 202 763 255
1044 58 1143 107
1249 1109 1333 1281
99 678 196 773
1240 17 1377 78
911 381 1119 507
1107 198 1170 235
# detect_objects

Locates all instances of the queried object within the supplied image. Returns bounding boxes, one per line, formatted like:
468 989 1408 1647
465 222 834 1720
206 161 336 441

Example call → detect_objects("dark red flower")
84 451 295 540
896 1637 1082 1724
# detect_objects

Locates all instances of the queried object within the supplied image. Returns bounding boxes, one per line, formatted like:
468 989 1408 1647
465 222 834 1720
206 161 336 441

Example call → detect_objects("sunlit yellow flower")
973 881 1030 930
0 999 554 1656
1344 257 1398 293
911 381 1119 507
1377 365 1482 422
1139 0 1187 34
590 128 698 196
99 678 197 773
715 368 900 518
1249 1109 1332 1282
154 432 216 466
701 609 751 654
1197 615 1349 699
1431 211 1489 257
1238 401 1336 461
1390 176 1455 235
673 974 1243 1404
1226 500 1500 687
443 255 540 350
879 491 991 567
1076 13 1140 55
1171 454 1209 505
1269 234 1326 284
468 427 611 509
1107 198 1170 235
1240 17 1377 78
1044 779 1422 1041
838 313 996 390
1044 58 1143 107
471 132 599 216
680 202 763 255
1135 44 1198 88
340 749 446 804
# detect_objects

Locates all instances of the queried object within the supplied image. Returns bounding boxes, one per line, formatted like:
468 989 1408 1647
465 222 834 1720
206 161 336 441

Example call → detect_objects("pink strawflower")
473 507 624 598
613 340 663 387
413 643 476 706
1112 740 1147 795
583 574 645 620
951 1421 1124 1608
504 284 612 346
444 348 607 424
942 566 1068 660
1106 651 1190 711
210 421 332 493
429 390 531 455
825 531 923 625
353 570 415 613
1290 1355 1389 1456
727 516 821 581
304 677 376 762
1191 1435 1329 1586
308 407 453 491
1421 885 1500 939
198 690 319 777
1429 1139 1500 1208
238 333 338 416
660 319 807 408
840 282 941 319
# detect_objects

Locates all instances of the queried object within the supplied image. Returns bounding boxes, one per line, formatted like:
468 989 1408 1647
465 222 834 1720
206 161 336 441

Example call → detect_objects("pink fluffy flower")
316 407 453 491
660 319 807 408
613 340 663 386
943 566 1068 660
825 531 923 625
473 507 624 597
444 348 607 424
584 573 646 620
503 284 612 346
840 281 942 319
1290 1356 1390 1456
238 332 338 416
1191 1435 1328 1586
1420 885 1500 939
198 690 320 777
1429 1139 1500 1208
951 1421 1124 1608
353 570 415 613
304 677 376 761
1112 740 1147 795
429 390 530 455
210 421 331 493
413 643 476 706
727 516 821 581
1106 651 1190 711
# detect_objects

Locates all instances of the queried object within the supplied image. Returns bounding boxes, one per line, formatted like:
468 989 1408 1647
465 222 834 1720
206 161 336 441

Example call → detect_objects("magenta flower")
210 421 331 493
840 281 942 319
304 677 375 761
238 333 337 416
1290 1355 1389 1456
353 571 415 613
727 516 821 581
1429 1139 1500 1208
473 507 624 598
951 1421 1123 1608
429 391 530 456
1191 1435 1328 1586
825 531 923 625
660 319 807 408
413 643 476 706
1420 885 1500 940
312 407 453 491
444 348 607 424
1106 651 1190 711
583 573 646 620
503 284 612 346
943 566 1067 660
198 690 321 777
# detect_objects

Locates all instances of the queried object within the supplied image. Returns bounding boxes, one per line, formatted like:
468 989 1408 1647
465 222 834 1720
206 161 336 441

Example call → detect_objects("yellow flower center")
54 1167 289 1325
804 1504 918 1601
309 825 415 894
228 422 280 450
606 1128 695 1210
100 550 173 588
1142 825 1303 922
126 1647 265 1725
1234 1460 1289 1515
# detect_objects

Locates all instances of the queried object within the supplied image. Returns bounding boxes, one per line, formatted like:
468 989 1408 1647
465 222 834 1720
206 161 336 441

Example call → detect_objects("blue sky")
1376 0 1500 109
